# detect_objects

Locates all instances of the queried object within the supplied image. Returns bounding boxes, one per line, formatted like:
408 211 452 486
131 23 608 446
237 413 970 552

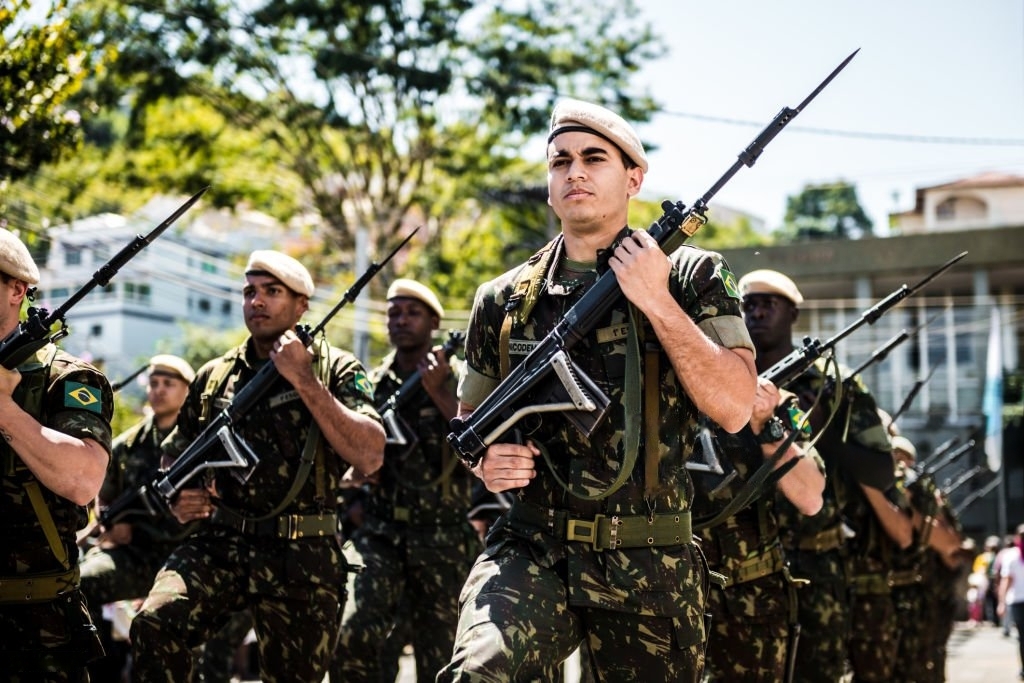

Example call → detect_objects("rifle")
943 465 985 496
379 329 465 449
111 363 150 392
0 187 208 369
760 252 967 391
846 311 941 382
888 364 937 425
100 229 417 527
448 49 861 467
953 473 1001 516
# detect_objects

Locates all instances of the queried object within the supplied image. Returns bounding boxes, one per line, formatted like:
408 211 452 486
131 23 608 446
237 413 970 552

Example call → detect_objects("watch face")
760 417 785 443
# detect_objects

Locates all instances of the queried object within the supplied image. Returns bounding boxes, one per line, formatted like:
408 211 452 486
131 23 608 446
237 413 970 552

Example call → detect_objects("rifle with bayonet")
690 265 964 531
0 187 208 370
953 474 1001 515
943 465 985 496
448 49 861 467
111 363 150 392
760 253 967 392
100 229 417 527
379 329 465 451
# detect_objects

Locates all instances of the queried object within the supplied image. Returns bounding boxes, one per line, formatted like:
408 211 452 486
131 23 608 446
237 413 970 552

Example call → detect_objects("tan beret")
548 98 648 172
0 229 40 285
738 269 804 306
245 250 314 297
387 278 444 319
890 435 916 459
148 354 195 384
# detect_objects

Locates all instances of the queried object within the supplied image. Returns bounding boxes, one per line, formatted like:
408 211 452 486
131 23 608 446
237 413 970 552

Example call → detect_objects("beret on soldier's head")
548 98 648 173
148 354 195 384
890 435 917 459
738 269 804 306
0 229 40 285
387 278 445 319
245 250 315 297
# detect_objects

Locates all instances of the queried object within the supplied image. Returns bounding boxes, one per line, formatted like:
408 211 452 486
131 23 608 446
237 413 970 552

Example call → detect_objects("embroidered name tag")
268 390 301 408
508 339 540 356
596 324 630 344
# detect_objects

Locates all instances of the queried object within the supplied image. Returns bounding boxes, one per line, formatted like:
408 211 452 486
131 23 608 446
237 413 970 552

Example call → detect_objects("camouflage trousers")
130 528 345 683
786 549 851 683
331 521 478 681
847 589 897 682
1 590 104 682
703 572 793 682
890 583 931 683
436 540 706 682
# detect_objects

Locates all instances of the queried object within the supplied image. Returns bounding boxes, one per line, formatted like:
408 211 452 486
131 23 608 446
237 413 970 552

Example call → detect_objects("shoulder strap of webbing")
499 236 561 379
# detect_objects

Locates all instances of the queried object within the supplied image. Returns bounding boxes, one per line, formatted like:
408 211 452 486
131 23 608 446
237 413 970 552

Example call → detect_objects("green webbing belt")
507 501 692 551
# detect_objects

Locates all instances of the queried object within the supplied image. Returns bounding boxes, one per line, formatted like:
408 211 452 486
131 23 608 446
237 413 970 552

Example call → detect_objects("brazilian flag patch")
720 268 740 299
353 371 374 399
788 405 813 435
64 381 103 414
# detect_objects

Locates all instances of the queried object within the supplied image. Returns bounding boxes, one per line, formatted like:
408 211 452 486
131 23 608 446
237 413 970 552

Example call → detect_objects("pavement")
392 621 1021 682
945 621 1022 682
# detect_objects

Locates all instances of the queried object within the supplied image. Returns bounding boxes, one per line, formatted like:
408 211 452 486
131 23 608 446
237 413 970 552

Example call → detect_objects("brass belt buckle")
284 515 300 540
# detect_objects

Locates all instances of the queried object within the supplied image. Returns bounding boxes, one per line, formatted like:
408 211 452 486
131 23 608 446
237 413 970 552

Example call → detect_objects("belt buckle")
567 514 604 550
282 515 300 540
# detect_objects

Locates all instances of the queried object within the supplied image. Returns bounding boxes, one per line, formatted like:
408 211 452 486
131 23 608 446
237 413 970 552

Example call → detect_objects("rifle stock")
0 187 208 369
100 229 418 527
448 51 861 467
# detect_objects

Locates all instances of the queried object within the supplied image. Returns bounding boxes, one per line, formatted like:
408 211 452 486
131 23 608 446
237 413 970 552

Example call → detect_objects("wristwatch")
754 416 787 445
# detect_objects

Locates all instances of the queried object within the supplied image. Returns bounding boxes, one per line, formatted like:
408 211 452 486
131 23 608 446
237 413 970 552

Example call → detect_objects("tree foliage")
69 0 662 260
780 181 872 240
0 0 106 183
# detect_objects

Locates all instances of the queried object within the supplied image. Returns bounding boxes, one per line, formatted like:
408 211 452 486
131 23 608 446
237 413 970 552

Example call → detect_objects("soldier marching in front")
0 229 115 681
129 250 384 682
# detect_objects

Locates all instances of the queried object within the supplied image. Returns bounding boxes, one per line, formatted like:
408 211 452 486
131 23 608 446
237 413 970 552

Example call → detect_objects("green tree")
779 181 873 241
0 0 106 183
71 0 662 260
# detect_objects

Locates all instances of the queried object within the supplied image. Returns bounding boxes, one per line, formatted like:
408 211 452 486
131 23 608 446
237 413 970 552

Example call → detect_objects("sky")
627 1 1024 235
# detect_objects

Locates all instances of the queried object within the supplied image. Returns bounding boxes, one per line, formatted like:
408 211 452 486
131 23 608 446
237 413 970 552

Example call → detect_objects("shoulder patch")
353 371 374 399
64 381 103 414
720 268 740 300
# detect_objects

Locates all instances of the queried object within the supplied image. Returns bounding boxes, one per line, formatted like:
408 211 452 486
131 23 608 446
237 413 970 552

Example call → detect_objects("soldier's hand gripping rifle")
379 329 465 452
100 229 417 527
0 187 208 369
448 49 861 466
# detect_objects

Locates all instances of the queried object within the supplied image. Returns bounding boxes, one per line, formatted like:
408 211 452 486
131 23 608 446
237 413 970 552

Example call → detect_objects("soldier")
695 375 826 682
332 278 479 681
889 435 966 683
129 250 385 682
738 269 895 683
0 229 114 681
438 99 758 681
80 354 196 680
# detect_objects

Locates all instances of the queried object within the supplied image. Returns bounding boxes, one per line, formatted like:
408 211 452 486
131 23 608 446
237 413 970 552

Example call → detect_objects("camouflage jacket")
100 415 192 547
162 336 380 516
1 344 113 576
775 360 892 551
365 350 473 529
460 230 753 615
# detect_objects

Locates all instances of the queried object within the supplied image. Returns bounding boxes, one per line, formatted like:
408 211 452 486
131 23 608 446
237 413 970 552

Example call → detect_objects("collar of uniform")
543 225 631 297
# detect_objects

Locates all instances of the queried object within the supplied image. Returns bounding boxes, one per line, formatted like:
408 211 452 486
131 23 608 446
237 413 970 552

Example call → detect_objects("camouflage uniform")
438 233 754 682
844 475 910 681
890 473 963 683
694 400 824 683
0 345 113 682
130 338 379 683
775 362 893 683
80 414 192 678
332 349 479 681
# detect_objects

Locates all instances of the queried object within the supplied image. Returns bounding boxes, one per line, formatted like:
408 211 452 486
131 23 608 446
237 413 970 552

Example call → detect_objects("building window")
90 324 102 337
221 300 231 315
123 282 152 304
935 195 987 222
65 248 82 266
198 298 211 313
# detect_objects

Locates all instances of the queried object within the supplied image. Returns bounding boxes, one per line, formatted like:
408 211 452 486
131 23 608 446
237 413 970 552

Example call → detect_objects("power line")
657 109 1024 147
